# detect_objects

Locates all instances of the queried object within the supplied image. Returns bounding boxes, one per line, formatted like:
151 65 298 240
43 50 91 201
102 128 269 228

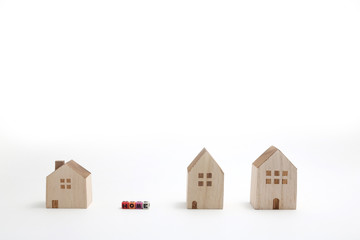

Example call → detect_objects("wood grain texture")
55 161 65 170
46 160 92 209
187 148 224 209
250 146 297 210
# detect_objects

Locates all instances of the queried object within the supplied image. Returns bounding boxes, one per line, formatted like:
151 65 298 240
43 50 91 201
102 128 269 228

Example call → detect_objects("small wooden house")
46 160 92 208
250 146 297 210
187 148 224 209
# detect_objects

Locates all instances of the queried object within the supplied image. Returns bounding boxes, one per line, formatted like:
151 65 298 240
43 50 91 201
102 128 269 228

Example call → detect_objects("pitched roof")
252 146 279 168
66 160 91 178
187 148 224 174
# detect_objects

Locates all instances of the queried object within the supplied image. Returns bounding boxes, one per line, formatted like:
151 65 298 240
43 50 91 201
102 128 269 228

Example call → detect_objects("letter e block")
143 201 150 209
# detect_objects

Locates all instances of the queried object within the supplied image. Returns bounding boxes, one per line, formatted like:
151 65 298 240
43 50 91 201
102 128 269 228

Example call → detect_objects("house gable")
187 148 224 175
253 146 296 170
67 160 91 178
47 160 90 179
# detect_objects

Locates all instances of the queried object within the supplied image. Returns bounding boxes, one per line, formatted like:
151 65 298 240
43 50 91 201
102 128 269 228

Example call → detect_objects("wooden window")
266 170 271 176
282 171 288 176
198 173 204 178
66 185 71 189
66 178 71 183
206 181 212 187
207 173 212 178
282 179 288 184
60 179 65 183
266 179 271 184
274 171 280 176
198 181 204 186
60 185 65 189
274 179 280 184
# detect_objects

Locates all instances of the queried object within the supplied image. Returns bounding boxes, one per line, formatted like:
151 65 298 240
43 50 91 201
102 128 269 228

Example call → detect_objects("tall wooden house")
187 148 224 209
250 146 297 210
46 160 92 208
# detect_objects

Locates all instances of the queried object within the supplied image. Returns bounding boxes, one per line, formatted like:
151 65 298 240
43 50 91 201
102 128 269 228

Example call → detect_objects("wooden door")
273 198 279 209
192 201 197 209
52 200 58 208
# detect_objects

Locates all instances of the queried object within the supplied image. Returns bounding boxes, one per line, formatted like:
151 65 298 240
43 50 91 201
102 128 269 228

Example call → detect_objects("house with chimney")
187 148 224 209
46 160 92 208
250 146 297 210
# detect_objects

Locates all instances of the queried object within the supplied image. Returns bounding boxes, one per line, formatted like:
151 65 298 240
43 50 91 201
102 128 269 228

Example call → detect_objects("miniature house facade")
187 148 224 209
250 146 297 210
46 160 92 208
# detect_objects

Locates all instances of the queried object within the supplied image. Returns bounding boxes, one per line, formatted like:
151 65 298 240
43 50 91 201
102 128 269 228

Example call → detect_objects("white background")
1 0 360 239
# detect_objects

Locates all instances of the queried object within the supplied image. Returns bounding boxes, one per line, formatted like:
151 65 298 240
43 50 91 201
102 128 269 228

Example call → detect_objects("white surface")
1 0 360 239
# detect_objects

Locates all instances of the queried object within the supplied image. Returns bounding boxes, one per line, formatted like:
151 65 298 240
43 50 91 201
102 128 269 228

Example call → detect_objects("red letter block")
122 201 129 209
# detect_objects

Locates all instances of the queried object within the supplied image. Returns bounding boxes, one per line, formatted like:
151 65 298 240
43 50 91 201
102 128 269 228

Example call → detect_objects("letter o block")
129 201 136 209
122 201 129 209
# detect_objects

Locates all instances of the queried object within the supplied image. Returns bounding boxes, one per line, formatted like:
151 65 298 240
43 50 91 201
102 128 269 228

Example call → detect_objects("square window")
266 179 271 184
67 185 71 189
66 178 71 183
274 171 280 176
206 181 212 187
198 173 204 178
198 181 204 186
274 179 280 184
282 171 288 176
266 171 271 176
282 179 288 184
60 185 65 189
60 179 65 183
207 173 212 178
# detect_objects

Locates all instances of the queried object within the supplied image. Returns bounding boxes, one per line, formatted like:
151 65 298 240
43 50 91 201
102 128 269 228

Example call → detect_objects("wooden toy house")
187 148 224 209
46 160 92 208
250 146 297 210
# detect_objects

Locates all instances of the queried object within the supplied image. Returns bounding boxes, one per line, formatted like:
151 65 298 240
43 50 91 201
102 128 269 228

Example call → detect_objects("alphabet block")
121 200 149 210
122 201 129 209
143 201 150 209
135 201 143 209
129 201 136 209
